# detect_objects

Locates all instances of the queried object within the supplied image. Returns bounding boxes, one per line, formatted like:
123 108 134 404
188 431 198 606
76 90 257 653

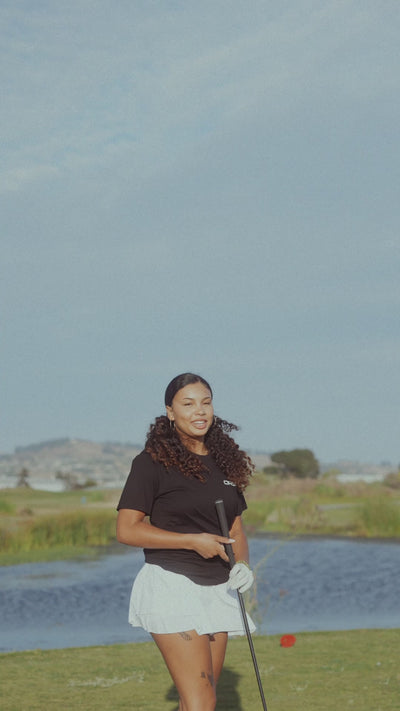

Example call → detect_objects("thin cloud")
2 1 399 190
1 1 399 460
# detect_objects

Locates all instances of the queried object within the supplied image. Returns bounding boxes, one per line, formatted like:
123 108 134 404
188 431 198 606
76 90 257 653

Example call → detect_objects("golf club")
215 498 268 711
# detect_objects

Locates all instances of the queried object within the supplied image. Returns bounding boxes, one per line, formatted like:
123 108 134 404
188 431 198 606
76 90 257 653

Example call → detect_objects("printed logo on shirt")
223 480 236 487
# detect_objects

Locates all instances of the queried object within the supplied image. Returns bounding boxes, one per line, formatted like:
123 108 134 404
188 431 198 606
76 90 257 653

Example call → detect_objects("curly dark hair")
145 373 254 491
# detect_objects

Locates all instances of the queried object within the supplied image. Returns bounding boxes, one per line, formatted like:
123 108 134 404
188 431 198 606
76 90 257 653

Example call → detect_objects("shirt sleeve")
116 451 159 514
237 491 247 515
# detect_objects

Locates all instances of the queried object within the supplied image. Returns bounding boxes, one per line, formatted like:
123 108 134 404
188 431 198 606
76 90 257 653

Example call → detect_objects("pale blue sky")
1 1 399 464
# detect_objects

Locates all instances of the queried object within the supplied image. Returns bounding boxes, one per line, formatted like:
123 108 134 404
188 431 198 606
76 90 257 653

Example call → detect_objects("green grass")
0 510 117 554
0 544 111 566
0 498 15 513
0 487 120 565
243 497 353 536
0 486 113 514
244 474 400 539
1 630 399 710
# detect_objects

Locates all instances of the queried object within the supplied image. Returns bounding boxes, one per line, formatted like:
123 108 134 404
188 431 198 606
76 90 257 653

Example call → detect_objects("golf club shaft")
215 499 268 711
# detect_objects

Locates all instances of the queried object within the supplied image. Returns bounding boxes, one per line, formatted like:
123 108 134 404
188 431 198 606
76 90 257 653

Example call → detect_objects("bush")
270 449 320 478
357 498 400 537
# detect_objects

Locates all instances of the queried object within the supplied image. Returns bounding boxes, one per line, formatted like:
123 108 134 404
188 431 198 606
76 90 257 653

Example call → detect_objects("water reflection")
251 536 400 635
1 537 399 653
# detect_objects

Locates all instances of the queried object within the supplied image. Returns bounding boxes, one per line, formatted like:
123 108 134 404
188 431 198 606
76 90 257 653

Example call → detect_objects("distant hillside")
0 439 142 489
0 438 273 490
0 439 394 490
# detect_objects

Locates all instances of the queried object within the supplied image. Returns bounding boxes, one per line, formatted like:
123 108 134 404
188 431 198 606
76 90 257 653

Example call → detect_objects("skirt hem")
128 563 256 638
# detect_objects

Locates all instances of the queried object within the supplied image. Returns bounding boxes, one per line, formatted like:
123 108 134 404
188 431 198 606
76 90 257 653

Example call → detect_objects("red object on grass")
280 634 296 647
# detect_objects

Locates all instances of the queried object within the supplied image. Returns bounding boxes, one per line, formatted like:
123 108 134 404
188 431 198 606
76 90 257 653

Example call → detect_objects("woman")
116 373 255 711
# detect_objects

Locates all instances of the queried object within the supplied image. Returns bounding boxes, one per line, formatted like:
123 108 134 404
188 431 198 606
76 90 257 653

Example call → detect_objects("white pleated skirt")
128 563 256 637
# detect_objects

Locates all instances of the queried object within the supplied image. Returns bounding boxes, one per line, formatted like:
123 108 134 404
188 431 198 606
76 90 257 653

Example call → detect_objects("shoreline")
1 530 399 569
2 626 400 657
247 529 400 545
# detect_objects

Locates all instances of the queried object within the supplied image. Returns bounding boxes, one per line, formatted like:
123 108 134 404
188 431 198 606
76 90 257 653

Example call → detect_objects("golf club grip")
215 499 236 568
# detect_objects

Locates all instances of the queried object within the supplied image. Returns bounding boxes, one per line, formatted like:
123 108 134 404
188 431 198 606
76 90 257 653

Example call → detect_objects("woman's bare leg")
209 632 228 683
152 630 227 711
175 634 228 711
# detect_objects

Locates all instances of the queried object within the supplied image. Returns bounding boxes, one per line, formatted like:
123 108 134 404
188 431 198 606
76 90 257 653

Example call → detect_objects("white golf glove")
228 561 254 593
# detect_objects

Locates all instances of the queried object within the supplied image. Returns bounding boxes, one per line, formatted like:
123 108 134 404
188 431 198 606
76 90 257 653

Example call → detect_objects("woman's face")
166 381 214 441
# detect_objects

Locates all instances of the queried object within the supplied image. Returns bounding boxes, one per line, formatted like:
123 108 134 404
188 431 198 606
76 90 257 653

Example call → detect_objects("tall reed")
0 510 117 553
357 498 400 537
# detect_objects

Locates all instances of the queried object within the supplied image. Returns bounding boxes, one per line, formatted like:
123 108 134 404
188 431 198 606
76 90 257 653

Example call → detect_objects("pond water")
1 536 399 653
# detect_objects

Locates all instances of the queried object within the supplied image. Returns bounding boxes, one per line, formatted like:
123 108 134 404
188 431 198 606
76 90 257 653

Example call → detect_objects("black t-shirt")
117 450 247 585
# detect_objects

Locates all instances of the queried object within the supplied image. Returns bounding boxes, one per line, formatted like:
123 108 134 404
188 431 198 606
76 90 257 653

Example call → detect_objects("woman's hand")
190 533 235 561
228 561 254 593
117 510 234 561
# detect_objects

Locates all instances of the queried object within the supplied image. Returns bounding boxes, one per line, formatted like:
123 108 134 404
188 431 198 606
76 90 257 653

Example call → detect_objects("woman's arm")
228 514 254 592
229 515 250 563
116 508 232 561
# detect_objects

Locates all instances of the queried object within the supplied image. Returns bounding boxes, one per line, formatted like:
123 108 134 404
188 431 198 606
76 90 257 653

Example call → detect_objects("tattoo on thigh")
200 671 214 686
179 631 192 641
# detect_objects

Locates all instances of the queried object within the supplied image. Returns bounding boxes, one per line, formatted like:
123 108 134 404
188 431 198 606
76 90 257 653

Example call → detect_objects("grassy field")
1 629 399 710
1 473 400 566
0 487 119 565
244 472 400 538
